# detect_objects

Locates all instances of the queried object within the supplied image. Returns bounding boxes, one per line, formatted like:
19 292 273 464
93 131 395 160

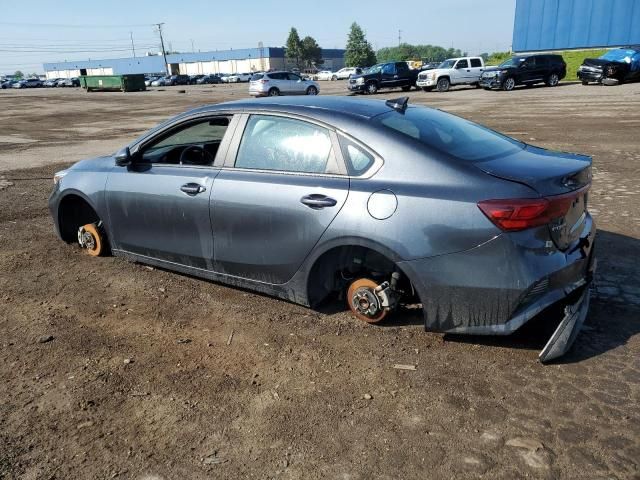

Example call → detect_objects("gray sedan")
49 96 595 362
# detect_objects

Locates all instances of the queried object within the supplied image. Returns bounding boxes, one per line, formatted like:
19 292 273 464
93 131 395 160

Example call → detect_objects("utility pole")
398 29 402 47
191 39 195 53
155 22 169 75
130 31 136 58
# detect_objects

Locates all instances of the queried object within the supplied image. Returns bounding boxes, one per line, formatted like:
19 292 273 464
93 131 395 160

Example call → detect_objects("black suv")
348 62 419 94
169 74 190 86
479 54 566 91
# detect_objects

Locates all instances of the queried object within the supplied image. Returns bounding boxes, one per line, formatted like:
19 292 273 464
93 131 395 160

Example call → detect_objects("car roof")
186 96 397 122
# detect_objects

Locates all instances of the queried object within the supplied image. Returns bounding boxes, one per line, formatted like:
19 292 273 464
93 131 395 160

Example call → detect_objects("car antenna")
385 96 409 113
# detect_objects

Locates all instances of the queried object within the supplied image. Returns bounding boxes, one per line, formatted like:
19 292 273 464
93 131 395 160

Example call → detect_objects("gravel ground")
0 81 638 479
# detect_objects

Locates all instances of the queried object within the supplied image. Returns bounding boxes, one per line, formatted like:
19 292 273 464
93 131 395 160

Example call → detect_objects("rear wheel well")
57 194 101 243
306 245 416 307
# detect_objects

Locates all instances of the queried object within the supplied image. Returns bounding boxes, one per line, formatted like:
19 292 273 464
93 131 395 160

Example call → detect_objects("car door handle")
300 194 337 209
180 183 206 195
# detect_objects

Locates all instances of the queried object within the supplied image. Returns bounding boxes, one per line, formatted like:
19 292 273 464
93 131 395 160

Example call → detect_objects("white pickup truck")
416 56 486 92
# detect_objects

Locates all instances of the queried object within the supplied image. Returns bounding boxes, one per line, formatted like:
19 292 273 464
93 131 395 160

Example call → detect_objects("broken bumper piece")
538 287 591 363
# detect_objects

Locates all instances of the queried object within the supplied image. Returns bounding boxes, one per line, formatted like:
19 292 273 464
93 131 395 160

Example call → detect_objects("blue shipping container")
513 0 640 52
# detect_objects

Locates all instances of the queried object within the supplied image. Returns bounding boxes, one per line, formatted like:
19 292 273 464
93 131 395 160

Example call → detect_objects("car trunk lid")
475 145 592 250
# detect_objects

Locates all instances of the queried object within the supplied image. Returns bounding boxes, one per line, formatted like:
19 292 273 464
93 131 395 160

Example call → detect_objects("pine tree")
301 36 323 68
344 22 377 68
285 28 303 68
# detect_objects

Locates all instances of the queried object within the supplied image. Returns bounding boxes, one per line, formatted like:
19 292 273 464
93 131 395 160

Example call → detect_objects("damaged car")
49 96 595 362
578 47 640 85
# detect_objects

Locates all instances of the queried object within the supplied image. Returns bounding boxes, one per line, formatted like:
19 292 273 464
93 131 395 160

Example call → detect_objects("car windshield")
364 64 383 74
601 49 636 63
437 59 456 69
498 57 526 67
374 107 524 163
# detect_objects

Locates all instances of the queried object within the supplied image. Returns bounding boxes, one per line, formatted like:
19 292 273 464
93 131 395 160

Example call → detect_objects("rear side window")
235 115 336 174
339 136 375 176
470 58 482 68
534 56 548 66
375 107 524 163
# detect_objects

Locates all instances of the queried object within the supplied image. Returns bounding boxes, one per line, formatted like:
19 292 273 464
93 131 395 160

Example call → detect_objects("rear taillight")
260 79 269 84
478 186 589 232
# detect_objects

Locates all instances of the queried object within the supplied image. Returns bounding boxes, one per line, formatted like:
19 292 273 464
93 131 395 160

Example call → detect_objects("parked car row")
1 77 79 89
344 47 640 95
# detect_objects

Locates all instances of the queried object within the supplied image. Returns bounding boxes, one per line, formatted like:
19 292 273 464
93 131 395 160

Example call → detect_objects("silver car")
249 71 319 96
48 96 595 362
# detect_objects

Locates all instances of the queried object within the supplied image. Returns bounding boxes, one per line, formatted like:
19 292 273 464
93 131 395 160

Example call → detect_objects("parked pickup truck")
348 62 419 94
416 57 485 92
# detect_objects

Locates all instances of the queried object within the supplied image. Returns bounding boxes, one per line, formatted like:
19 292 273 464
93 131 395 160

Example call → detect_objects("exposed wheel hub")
78 227 95 250
352 288 381 318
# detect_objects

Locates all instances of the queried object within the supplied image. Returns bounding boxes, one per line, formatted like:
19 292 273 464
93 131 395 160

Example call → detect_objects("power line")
0 21 152 28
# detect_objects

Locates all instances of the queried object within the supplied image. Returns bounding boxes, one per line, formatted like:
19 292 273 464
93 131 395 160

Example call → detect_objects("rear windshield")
251 74 264 81
374 107 524 163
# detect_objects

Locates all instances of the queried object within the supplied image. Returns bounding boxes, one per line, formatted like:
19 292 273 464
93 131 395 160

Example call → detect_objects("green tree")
376 44 464 64
285 27 303 68
301 36 323 68
344 22 376 67
14 70 24 79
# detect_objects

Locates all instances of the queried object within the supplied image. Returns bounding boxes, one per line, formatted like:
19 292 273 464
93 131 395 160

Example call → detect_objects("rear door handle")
301 194 337 209
180 183 206 195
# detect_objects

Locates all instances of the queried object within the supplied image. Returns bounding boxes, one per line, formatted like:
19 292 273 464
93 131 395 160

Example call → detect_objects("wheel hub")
78 227 96 250
352 288 381 318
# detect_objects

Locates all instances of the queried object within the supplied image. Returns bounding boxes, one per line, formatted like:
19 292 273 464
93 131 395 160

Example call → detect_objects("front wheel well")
305 245 417 307
57 194 101 243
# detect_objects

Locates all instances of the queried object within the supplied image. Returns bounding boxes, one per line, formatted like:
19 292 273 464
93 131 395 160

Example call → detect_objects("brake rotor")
347 278 388 323
78 223 103 257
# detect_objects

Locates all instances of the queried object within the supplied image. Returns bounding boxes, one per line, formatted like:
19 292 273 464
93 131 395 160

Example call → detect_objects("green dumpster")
80 74 146 92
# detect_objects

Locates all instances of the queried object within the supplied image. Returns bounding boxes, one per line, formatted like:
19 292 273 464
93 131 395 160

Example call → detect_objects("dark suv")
348 62 419 94
479 54 566 91
169 74 190 86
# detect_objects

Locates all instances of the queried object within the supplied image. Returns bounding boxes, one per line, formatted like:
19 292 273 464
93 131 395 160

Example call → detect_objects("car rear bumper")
398 213 596 338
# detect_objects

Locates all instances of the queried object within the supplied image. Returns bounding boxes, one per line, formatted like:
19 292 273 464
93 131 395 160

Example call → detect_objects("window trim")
223 112 350 177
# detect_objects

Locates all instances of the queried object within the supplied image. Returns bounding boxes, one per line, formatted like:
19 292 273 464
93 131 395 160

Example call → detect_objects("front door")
381 63 397 87
106 115 234 269
211 114 349 284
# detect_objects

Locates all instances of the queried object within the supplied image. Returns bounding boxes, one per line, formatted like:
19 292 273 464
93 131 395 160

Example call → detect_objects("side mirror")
115 147 132 166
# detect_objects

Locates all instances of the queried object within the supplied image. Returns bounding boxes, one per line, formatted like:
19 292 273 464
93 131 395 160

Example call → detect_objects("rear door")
469 58 484 81
210 113 349 284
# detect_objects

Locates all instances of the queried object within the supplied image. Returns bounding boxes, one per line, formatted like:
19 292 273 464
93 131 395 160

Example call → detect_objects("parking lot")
1 82 639 479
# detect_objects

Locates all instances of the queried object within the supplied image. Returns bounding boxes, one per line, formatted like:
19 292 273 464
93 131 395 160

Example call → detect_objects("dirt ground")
0 82 639 480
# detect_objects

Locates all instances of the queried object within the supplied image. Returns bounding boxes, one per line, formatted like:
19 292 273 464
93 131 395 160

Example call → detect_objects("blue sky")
0 0 516 75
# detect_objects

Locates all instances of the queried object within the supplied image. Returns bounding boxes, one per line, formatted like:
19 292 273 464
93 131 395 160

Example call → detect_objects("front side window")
456 59 468 69
287 73 301 81
235 115 336 174
141 117 230 165
382 64 396 75
375 107 524 163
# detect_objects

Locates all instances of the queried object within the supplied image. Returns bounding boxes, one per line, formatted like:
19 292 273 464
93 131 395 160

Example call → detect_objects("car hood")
70 155 115 172
582 58 611 69
482 66 510 73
